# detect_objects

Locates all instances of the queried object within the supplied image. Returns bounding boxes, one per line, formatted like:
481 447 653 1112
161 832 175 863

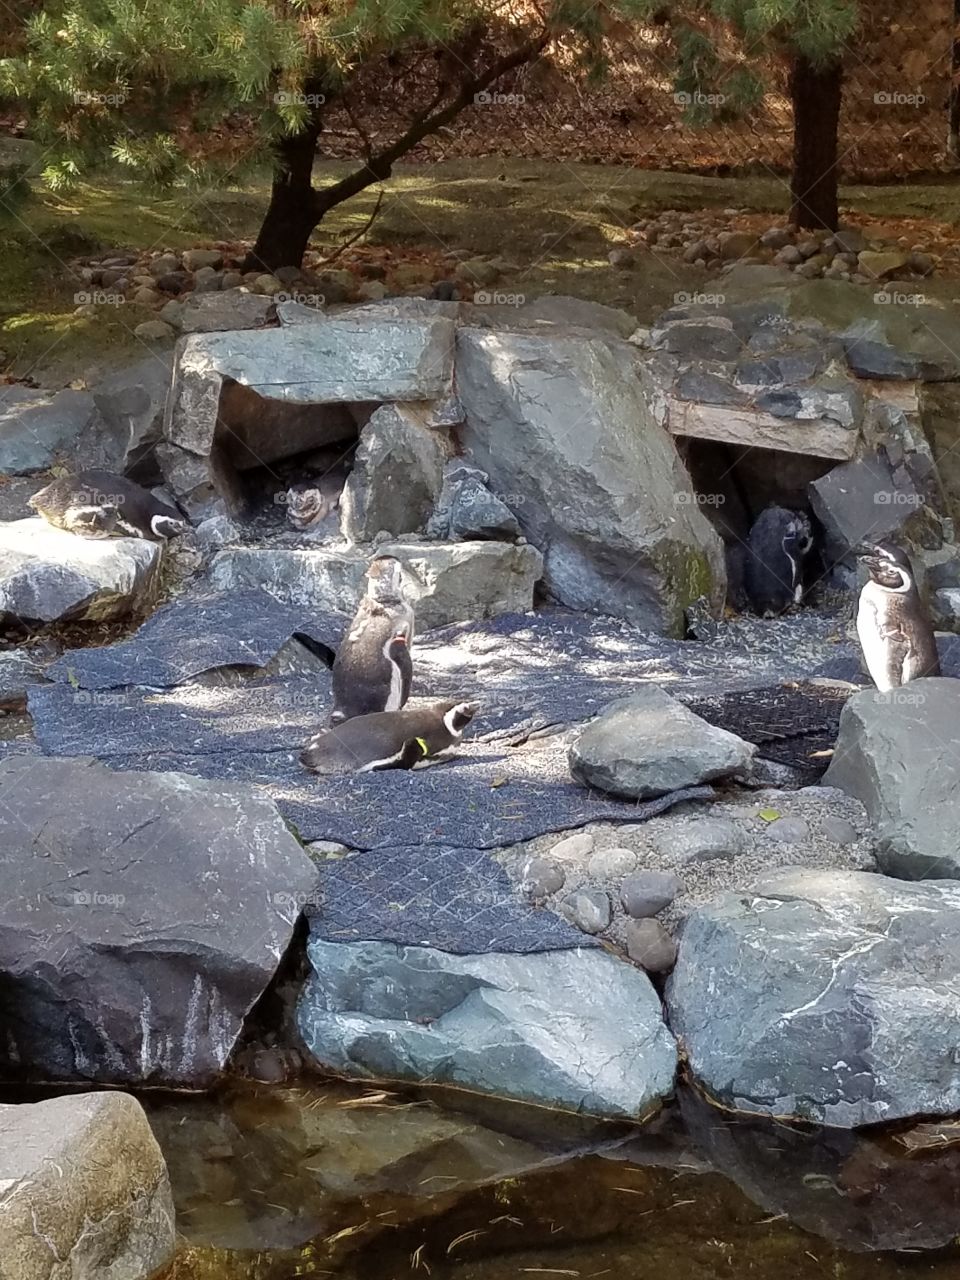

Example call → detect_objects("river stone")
0 518 162 624
0 755 317 1086
0 1092 175 1279
651 817 746 862
667 868 960 1126
569 688 755 800
587 845 639 878
820 815 858 844
559 887 612 934
549 832 594 861
455 325 724 634
340 403 445 541
521 856 565 899
625 919 677 972
764 816 811 843
824 680 960 879
297 937 677 1119
620 869 682 918
0 386 97 474
182 247 224 271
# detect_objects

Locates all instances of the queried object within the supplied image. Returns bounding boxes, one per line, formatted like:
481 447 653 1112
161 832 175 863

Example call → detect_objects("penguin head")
441 700 480 736
149 513 187 540
857 540 914 593
387 632 409 659
780 511 814 566
367 555 405 597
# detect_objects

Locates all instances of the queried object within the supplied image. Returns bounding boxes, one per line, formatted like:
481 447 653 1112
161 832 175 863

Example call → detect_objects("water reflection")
146 1079 960 1279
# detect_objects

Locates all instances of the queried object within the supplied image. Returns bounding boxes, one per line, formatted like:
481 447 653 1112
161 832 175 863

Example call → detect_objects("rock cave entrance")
677 435 838 604
210 379 377 530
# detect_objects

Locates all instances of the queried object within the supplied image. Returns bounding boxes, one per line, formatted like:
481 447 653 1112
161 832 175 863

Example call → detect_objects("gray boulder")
206 545 368 615
377 540 543 631
456 325 724 634
340 404 446 541
297 936 677 1118
0 518 162 624
0 1092 176 1280
427 463 522 541
178 289 275 333
0 386 97 474
89 352 174 473
824 680 960 878
0 755 317 1086
569 688 755 800
667 868 960 1126
808 453 937 562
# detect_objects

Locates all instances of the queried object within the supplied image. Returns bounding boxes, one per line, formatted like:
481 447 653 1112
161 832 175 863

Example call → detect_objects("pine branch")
313 31 551 216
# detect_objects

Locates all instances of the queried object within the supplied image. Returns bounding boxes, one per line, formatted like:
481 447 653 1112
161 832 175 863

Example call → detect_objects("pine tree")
0 0 657 268
670 0 860 230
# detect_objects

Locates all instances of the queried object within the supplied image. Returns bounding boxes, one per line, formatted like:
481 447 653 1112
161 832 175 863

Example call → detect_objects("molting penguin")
285 465 348 532
300 700 479 775
856 541 940 691
330 556 415 724
744 506 814 617
28 470 187 541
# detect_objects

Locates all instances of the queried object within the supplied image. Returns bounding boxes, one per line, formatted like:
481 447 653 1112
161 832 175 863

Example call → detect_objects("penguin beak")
392 633 407 645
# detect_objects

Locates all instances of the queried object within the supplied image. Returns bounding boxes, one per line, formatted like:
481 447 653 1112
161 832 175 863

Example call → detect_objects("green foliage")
711 0 860 63
0 0 652 195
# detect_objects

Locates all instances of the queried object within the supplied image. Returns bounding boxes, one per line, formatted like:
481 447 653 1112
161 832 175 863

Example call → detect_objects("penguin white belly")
857 584 896 691
383 635 403 711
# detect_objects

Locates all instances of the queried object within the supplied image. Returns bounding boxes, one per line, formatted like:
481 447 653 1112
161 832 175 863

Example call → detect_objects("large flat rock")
824 679 960 879
0 517 161 623
666 396 858 460
298 936 677 1119
0 386 97 474
0 755 317 1085
667 868 960 1126
456 325 725 634
0 1092 176 1280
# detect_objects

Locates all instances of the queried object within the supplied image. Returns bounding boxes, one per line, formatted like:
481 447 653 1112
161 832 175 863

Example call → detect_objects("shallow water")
141 1079 960 1280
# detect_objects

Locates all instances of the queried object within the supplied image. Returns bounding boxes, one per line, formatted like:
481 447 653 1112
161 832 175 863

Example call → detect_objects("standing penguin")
744 506 814 616
331 556 415 724
29 470 186 541
301 700 479 775
856 541 940 691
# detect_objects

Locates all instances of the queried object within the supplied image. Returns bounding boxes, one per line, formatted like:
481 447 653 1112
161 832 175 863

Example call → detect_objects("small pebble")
654 818 746 863
522 856 565 900
560 888 611 935
820 816 858 845
550 832 594 862
621 870 682 919
587 846 638 878
625 919 677 973
765 816 811 843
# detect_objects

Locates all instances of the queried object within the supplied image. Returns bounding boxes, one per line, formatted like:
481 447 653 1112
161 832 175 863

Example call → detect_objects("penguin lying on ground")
856 541 940 690
744 506 814 616
29 470 187 541
331 556 415 724
285 466 349 532
300 700 479 775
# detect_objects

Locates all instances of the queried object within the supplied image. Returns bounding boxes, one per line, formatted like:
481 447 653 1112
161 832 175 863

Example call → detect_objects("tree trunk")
788 54 843 232
949 0 960 158
246 125 323 272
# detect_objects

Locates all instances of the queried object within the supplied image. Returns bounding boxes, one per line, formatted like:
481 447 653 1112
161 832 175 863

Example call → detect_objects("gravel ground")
496 783 877 950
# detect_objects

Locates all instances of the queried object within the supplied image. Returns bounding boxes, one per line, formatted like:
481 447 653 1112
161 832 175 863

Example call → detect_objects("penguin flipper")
360 737 427 773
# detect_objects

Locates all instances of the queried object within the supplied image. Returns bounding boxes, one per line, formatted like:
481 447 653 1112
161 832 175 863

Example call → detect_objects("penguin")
856 541 940 691
285 465 348 532
743 506 814 617
29 470 186 541
330 556 415 724
300 700 479 775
